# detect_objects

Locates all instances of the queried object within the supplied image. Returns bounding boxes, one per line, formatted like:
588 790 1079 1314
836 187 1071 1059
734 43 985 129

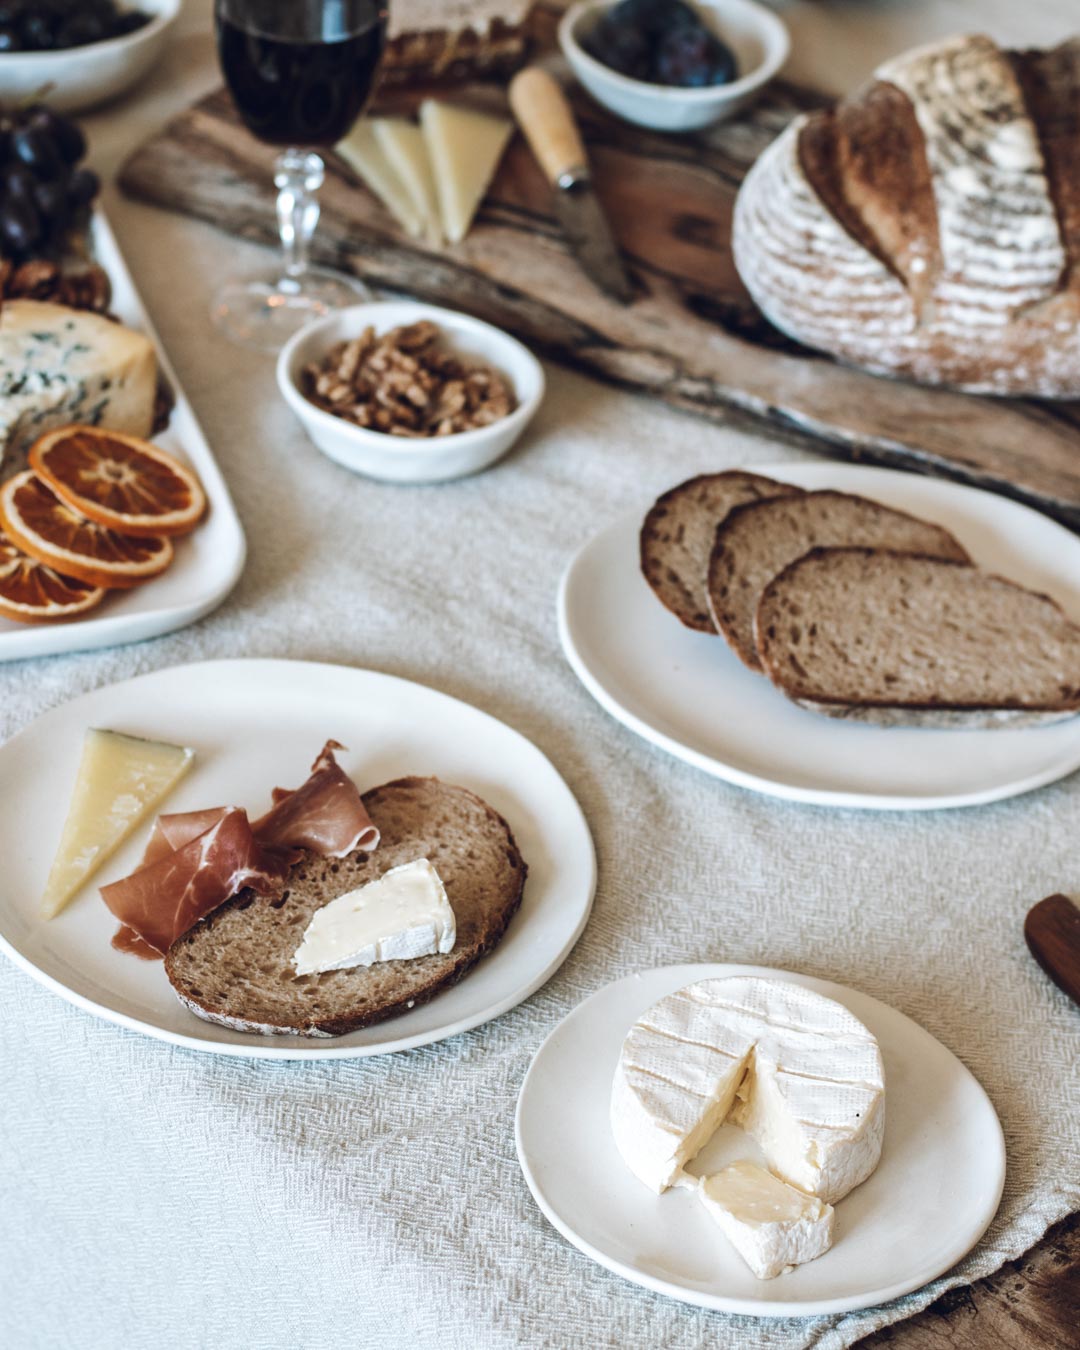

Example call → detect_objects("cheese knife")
1025 894 1080 1008
509 67 635 305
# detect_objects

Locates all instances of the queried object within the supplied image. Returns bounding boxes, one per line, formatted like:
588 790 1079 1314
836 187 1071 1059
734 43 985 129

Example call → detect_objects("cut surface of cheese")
337 122 423 238
293 857 456 975
0 301 157 473
698 1161 835 1280
372 118 443 245
41 729 195 919
420 100 513 244
611 977 885 1204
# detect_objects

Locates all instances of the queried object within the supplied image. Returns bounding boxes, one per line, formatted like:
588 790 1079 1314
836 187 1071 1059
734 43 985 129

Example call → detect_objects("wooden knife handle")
1025 894 1080 1008
509 67 589 188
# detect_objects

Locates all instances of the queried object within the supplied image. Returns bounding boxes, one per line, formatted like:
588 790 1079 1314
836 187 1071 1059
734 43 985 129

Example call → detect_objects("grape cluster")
0 0 151 53
583 0 738 90
0 104 99 259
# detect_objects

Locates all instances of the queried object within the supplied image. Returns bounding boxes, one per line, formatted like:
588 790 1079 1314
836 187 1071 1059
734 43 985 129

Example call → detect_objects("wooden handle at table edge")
509 67 589 186
1024 893 1080 1008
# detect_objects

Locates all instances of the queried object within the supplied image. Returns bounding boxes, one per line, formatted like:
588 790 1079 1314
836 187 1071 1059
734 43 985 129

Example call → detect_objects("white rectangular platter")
0 210 246 662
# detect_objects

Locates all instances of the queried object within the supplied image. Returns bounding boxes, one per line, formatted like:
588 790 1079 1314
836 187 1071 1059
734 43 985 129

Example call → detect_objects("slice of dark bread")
756 548 1080 727
707 490 970 670
640 471 803 632
165 777 527 1037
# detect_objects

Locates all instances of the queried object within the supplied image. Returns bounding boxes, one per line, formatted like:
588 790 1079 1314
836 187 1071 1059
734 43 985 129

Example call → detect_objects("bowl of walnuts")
277 302 546 484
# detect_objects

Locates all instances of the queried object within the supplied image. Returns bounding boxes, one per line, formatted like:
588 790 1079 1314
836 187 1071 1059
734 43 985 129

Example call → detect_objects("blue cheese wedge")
293 858 456 975
697 1161 835 1280
0 300 157 472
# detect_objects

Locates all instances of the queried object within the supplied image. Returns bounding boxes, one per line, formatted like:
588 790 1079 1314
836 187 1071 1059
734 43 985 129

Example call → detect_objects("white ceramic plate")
0 659 596 1059
516 962 1005 1317
0 211 246 662
559 462 1080 810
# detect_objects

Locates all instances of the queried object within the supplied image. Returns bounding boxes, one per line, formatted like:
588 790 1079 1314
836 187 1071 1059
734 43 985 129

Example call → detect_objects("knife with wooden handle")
509 66 635 305
1025 894 1080 1007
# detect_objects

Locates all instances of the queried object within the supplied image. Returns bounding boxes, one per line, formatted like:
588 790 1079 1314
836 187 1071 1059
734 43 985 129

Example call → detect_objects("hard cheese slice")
420 100 513 244
698 1161 835 1280
337 121 424 238
41 729 195 918
372 118 443 246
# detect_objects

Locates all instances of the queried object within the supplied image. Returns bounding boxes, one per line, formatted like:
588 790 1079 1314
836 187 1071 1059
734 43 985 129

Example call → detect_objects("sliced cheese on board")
697 1161 835 1281
41 730 195 919
610 977 885 1204
420 100 513 245
372 118 443 246
337 122 424 239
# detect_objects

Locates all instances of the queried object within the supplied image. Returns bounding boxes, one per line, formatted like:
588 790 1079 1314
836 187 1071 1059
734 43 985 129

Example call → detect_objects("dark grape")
67 167 100 207
27 107 86 164
0 198 42 254
1 162 35 202
32 178 69 225
0 26 20 52
0 1 152 53
656 26 738 88
581 0 738 89
11 127 63 180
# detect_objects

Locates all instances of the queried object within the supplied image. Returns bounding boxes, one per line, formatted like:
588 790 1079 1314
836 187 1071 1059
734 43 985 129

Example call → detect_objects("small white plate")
516 962 1005 1317
0 210 246 663
559 461 1080 810
0 659 596 1059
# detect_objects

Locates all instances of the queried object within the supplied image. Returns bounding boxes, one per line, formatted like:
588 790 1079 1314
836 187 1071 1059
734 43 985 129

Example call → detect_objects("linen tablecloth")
2 3 1078 1347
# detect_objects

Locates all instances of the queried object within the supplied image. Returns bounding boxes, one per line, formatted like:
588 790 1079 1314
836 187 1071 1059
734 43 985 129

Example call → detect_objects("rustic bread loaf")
707 490 969 670
756 548 1080 726
640 470 802 632
733 34 1080 396
165 777 527 1038
381 0 533 84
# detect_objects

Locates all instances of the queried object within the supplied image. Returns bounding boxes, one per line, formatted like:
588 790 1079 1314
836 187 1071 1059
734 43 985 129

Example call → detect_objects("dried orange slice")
0 472 173 590
30 426 206 538
0 527 105 624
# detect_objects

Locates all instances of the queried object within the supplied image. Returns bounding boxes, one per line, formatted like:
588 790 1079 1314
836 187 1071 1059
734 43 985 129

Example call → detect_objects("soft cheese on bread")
0 301 157 475
611 977 885 1205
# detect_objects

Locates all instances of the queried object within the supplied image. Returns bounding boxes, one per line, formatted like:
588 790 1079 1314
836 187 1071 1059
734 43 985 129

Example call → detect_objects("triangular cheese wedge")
420 100 514 245
41 730 194 919
372 119 442 246
337 121 423 238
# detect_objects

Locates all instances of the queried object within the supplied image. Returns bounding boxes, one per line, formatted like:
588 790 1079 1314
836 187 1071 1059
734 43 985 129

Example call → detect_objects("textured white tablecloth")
2 3 1078 1348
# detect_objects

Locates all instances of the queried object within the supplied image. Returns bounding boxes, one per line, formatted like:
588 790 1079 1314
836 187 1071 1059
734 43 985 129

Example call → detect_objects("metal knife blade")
551 179 636 305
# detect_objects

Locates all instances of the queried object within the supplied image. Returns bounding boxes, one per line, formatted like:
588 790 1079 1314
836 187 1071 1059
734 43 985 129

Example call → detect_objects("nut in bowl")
277 303 545 484
559 0 790 133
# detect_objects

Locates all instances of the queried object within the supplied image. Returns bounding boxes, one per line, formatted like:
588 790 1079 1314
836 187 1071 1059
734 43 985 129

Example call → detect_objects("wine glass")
212 0 388 351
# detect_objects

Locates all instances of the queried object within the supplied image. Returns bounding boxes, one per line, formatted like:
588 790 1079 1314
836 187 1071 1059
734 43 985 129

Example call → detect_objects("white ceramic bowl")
559 0 790 132
277 302 546 485
0 0 179 115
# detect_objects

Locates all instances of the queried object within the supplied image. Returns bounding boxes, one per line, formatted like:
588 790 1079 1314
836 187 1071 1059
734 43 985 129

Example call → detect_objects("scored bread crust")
164 777 527 1038
639 471 803 632
706 490 970 671
755 547 1080 727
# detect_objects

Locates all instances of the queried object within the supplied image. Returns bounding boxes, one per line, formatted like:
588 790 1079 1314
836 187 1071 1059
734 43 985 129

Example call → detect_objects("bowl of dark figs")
559 0 789 132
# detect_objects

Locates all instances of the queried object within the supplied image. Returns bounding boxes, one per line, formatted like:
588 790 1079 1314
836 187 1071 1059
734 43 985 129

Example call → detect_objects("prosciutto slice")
104 742 378 958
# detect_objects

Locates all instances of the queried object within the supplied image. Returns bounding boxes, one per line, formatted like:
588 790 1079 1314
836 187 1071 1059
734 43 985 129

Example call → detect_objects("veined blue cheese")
0 300 157 472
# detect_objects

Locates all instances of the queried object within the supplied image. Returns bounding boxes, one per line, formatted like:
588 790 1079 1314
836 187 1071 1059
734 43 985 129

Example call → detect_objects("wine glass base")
210 268 371 352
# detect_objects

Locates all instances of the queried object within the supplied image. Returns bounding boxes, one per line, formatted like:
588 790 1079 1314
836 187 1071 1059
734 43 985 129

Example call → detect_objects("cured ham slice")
253 740 380 857
104 742 379 958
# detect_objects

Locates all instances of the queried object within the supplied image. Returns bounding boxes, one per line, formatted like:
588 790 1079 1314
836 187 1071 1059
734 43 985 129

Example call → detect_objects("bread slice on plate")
707 490 970 669
756 548 1080 727
165 777 527 1037
640 471 803 631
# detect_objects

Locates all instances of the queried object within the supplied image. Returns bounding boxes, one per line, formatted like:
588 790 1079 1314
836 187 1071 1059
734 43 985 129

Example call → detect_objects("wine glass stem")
274 149 325 285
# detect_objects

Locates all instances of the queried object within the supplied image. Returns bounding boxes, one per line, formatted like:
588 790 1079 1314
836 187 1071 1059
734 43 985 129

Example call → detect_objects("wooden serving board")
119 7 1080 526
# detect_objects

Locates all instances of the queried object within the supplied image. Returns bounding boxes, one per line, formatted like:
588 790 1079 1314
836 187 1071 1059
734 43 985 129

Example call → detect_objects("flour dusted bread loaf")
165 777 526 1037
382 0 533 84
733 34 1080 396
756 549 1080 726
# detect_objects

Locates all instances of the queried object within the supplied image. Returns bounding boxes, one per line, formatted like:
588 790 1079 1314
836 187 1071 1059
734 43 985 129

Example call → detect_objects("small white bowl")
559 0 790 132
277 302 546 485
0 0 180 115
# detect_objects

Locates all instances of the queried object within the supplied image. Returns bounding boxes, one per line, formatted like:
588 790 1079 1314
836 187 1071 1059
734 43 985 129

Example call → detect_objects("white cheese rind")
0 301 157 473
610 977 885 1203
293 858 456 975
697 1160 835 1280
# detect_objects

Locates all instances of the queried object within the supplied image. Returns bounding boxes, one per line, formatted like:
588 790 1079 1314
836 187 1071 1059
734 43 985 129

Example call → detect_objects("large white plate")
559 462 1080 810
516 962 1005 1317
0 659 596 1059
0 211 245 661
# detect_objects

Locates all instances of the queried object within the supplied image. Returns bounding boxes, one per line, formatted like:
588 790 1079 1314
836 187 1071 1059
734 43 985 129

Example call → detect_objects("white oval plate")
0 660 596 1059
516 962 1005 1317
559 462 1080 810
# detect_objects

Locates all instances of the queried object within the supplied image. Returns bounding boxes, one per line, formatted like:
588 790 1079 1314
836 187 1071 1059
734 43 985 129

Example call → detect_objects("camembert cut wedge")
41 729 194 918
611 977 885 1204
697 1161 835 1280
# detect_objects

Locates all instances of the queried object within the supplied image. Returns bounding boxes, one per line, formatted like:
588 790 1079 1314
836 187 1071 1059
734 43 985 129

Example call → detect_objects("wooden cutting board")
119 5 1080 526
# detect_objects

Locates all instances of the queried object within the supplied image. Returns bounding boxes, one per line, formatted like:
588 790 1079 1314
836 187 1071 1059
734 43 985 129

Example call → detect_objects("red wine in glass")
212 0 388 350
